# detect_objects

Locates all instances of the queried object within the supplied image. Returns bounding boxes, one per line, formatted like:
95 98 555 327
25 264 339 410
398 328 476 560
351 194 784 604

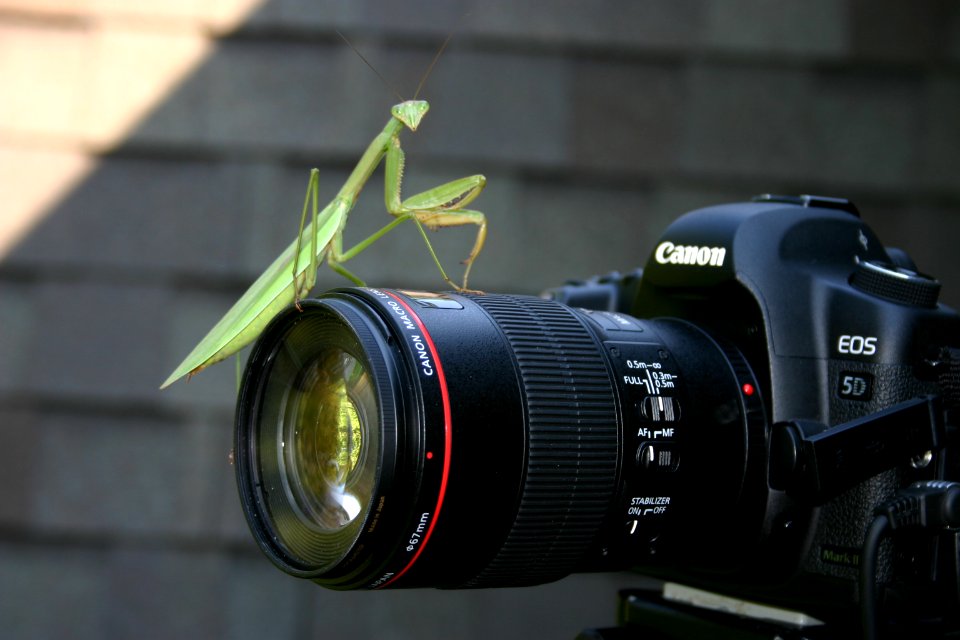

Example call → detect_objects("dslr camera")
234 195 960 638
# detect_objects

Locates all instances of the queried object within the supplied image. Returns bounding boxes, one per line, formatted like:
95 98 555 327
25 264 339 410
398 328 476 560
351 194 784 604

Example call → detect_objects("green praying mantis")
161 51 488 389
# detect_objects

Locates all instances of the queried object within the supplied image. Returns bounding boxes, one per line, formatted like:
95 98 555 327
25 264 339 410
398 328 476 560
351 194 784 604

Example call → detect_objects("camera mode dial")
851 259 940 308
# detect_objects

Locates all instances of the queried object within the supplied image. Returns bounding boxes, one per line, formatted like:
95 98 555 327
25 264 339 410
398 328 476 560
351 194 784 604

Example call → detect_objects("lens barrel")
235 288 764 589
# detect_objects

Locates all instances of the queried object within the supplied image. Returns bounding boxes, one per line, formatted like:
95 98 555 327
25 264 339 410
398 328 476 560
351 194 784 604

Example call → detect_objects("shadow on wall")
1 2 960 639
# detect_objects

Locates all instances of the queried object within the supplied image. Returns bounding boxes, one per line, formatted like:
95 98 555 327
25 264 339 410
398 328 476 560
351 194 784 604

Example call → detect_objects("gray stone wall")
1 1 958 638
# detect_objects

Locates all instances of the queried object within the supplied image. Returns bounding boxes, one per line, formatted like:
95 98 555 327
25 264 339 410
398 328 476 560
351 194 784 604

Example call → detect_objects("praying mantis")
161 85 488 389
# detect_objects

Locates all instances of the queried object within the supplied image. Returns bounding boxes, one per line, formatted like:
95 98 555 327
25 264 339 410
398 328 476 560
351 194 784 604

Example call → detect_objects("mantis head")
391 100 430 131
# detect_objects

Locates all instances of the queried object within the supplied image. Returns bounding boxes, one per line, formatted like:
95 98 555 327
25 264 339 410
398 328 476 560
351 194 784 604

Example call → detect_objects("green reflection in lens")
282 348 377 533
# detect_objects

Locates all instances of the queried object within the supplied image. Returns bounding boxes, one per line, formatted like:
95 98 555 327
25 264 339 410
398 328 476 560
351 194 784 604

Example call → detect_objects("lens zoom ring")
464 295 618 587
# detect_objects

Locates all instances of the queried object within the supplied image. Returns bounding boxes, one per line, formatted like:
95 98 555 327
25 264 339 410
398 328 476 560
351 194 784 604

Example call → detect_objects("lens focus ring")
464 295 619 587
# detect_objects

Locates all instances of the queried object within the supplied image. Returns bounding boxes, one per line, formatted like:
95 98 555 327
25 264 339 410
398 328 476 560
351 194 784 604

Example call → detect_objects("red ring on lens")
378 291 452 587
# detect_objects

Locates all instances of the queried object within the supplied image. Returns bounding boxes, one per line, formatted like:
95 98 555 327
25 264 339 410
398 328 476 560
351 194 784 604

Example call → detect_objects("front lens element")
250 309 383 573
282 348 373 532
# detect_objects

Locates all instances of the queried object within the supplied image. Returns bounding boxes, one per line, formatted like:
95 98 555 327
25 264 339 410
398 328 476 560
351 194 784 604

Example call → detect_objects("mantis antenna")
335 30 406 102
413 28 457 99
337 12 468 102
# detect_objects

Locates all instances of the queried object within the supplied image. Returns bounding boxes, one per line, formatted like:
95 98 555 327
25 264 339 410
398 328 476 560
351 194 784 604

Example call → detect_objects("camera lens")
236 288 764 589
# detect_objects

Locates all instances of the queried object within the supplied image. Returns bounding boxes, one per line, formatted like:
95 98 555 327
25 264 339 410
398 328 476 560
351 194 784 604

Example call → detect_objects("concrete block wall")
1 1 958 638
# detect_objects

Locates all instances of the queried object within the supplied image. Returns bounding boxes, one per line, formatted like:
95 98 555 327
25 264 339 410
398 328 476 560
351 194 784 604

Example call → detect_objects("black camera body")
548 195 960 624
235 195 960 636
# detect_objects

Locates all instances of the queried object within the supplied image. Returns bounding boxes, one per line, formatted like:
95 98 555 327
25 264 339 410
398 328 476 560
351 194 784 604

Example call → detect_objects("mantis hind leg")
291 169 321 309
326 231 367 287
326 213 411 286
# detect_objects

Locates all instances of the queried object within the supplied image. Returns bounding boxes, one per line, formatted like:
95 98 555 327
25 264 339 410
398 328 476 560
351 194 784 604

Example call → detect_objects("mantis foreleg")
410 208 487 288
382 134 487 291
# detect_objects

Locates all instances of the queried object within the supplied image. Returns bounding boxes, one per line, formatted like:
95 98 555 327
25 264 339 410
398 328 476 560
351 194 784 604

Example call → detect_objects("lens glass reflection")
282 348 374 531
255 314 382 571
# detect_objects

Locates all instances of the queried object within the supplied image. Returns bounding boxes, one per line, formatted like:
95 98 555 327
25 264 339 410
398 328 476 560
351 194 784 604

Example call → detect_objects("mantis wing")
160 199 347 389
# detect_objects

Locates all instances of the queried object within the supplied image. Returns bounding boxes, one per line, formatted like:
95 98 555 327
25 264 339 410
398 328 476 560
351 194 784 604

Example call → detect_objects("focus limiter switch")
640 395 680 422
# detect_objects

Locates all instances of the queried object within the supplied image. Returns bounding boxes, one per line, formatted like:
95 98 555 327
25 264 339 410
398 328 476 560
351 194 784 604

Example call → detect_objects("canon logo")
654 241 727 267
